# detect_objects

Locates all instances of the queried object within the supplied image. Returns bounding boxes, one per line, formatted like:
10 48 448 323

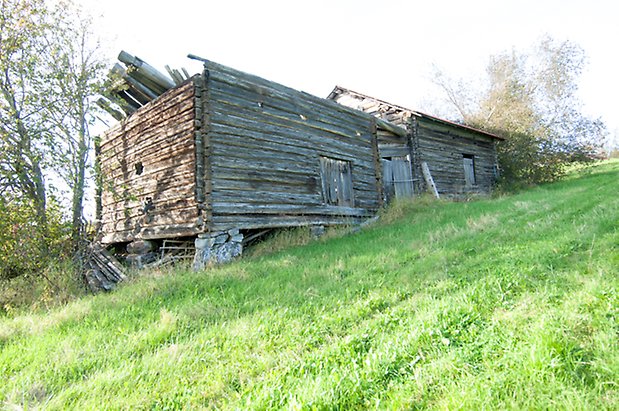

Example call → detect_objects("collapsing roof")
327 86 504 141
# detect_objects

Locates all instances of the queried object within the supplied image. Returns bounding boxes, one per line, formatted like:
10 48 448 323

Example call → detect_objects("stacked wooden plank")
84 245 126 292
99 51 191 118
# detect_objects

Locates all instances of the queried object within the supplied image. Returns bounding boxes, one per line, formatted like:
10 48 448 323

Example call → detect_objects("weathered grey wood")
111 63 160 101
193 76 206 216
209 80 373 135
204 61 380 231
416 122 496 195
118 50 175 92
211 203 371 216
199 69 214 229
209 92 370 147
382 159 395 202
329 87 500 197
376 118 407 137
319 157 354 207
100 88 195 153
392 156 414 198
85 244 127 291
95 248 126 281
463 156 475 186
100 81 198 244
206 60 373 123
378 145 410 157
382 156 414 200
100 60 384 245
209 116 371 163
116 89 141 111
210 215 370 231
369 119 384 207
421 162 440 199
101 224 203 244
165 65 184 85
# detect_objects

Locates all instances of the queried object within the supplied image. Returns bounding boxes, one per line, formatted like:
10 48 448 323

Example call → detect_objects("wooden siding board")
100 223 202 244
210 214 370 231
209 121 371 165
101 145 195 182
100 85 195 152
100 113 194 161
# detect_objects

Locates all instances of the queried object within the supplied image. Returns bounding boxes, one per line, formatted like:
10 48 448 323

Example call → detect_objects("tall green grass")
1 161 617 410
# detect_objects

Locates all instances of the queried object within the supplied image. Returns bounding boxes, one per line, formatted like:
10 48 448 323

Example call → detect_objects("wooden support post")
200 68 213 227
165 65 184 85
96 98 124 121
370 118 384 207
404 118 416 197
421 162 440 199
409 117 423 195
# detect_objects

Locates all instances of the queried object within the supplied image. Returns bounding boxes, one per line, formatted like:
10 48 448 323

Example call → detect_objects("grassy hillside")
1 161 618 410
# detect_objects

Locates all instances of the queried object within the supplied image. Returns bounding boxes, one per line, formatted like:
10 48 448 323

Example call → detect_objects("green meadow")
1 161 617 410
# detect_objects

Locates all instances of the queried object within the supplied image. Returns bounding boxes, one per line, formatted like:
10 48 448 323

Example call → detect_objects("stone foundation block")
193 230 244 270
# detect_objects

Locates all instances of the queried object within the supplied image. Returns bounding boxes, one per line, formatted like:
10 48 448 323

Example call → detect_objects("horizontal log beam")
375 118 407 137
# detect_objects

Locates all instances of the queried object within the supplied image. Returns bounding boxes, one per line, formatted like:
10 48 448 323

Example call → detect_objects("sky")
78 0 618 132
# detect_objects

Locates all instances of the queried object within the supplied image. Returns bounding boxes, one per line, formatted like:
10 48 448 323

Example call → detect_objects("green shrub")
0 197 76 314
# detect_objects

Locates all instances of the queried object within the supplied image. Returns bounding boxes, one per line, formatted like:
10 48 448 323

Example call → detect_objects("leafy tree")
45 1 106 251
0 0 106 283
0 0 52 225
433 36 607 186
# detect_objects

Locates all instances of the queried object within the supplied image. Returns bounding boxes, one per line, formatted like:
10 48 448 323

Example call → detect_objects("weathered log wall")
328 87 500 197
203 61 382 231
100 81 200 244
414 118 497 195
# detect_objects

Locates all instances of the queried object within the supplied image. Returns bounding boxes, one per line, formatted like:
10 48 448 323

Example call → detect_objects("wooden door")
382 159 395 202
463 155 476 187
382 156 414 201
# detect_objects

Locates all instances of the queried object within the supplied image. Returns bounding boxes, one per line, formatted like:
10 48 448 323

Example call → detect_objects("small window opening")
135 162 144 175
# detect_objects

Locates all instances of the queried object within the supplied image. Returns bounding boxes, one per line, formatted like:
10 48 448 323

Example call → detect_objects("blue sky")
81 0 619 134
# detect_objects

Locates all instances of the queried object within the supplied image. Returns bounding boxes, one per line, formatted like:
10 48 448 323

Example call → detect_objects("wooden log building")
99 59 405 266
327 86 503 199
99 57 502 267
